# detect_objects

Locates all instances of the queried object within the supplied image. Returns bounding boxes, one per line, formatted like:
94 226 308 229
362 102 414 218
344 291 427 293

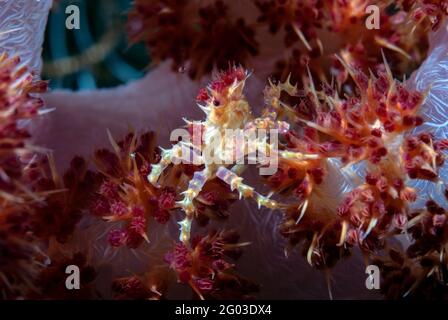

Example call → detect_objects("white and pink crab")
147 67 317 243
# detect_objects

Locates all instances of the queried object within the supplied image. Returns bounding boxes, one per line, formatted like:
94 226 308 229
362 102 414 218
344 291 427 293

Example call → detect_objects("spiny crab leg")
248 131 320 163
177 167 211 243
216 167 283 210
148 142 204 186
244 117 290 134
147 147 176 186
278 151 320 161
148 140 208 244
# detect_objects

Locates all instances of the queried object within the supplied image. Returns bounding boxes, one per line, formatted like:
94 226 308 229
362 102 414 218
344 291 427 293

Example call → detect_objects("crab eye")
213 99 221 106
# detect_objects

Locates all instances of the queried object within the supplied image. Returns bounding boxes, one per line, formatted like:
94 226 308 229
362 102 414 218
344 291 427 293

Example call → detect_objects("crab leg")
148 142 204 186
177 167 211 243
216 166 281 210
147 147 176 186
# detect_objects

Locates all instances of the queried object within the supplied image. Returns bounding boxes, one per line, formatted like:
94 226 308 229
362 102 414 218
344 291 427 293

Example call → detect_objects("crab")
147 67 316 244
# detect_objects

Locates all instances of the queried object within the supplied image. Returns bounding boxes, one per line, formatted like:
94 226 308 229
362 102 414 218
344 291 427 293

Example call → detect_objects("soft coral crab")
147 67 316 243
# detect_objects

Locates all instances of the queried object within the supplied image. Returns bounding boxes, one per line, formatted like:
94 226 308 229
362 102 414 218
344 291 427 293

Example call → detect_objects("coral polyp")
0 53 93 299
266 56 447 271
0 53 48 298
397 0 448 30
112 267 171 300
127 0 259 79
373 197 448 299
165 230 258 299
89 131 171 248
88 130 239 249
256 0 431 85
127 0 440 91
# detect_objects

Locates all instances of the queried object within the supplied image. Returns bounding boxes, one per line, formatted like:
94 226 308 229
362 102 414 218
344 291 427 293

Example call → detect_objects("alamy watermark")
365 5 381 30
65 264 80 290
65 5 80 30
365 265 380 290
